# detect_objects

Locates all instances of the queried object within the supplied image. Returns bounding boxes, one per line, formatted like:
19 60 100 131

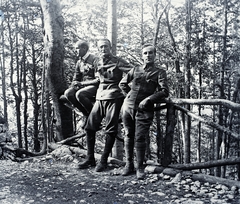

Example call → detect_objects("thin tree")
107 0 123 160
215 0 228 177
183 0 192 164
0 9 7 128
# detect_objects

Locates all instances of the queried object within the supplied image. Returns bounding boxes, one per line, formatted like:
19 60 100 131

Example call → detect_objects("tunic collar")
143 63 155 71
81 52 90 62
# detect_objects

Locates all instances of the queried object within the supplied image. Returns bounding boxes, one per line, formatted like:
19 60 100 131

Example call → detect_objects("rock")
181 180 187 185
194 180 201 188
61 154 74 162
231 186 238 192
171 173 182 184
131 181 138 185
190 185 198 192
210 197 225 204
163 175 171 180
151 192 166 197
198 187 209 196
184 193 192 198
51 145 72 158
225 194 235 199
182 200 204 204
159 173 164 178
186 178 192 183
221 185 229 191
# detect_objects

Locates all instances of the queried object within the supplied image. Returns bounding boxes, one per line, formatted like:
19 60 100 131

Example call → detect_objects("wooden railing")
158 98 240 167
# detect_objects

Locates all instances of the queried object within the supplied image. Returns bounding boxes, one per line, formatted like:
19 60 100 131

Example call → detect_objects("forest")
0 0 240 183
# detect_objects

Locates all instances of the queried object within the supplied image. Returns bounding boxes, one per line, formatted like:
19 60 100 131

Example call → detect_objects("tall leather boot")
95 134 115 172
78 130 96 169
122 139 135 176
136 148 146 180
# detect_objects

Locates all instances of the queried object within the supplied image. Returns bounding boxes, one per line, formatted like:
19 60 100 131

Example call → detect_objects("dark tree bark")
40 0 73 141
107 0 123 160
162 104 176 166
184 0 192 164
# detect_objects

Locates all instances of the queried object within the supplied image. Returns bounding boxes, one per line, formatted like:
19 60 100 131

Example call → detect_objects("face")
75 45 87 58
97 40 111 57
142 46 156 64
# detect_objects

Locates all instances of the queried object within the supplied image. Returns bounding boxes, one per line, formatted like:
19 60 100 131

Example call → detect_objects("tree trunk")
140 0 144 45
0 17 8 128
170 157 240 170
184 0 192 164
152 1 169 164
22 14 28 151
107 0 117 55
7 9 23 148
40 0 73 141
216 0 228 177
233 78 240 180
162 104 176 166
107 0 123 160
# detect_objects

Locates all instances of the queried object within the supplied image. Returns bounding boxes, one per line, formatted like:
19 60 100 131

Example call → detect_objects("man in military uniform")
78 39 132 172
119 44 169 179
60 40 98 125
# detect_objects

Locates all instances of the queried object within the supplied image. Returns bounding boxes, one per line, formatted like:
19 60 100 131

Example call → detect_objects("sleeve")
85 54 96 65
72 60 83 82
119 68 134 96
117 58 133 73
148 69 169 103
80 78 100 87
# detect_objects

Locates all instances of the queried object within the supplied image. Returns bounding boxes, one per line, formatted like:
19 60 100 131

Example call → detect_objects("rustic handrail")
164 98 240 111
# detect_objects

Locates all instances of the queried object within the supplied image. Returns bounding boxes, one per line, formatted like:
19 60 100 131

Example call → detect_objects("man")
60 40 98 125
119 44 169 179
78 38 132 172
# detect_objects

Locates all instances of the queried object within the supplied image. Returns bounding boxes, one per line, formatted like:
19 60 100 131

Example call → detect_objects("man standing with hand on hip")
119 44 169 179
78 38 132 172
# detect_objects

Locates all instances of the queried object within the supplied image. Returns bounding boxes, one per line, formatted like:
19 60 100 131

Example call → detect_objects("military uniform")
64 53 98 116
79 52 132 172
119 63 169 178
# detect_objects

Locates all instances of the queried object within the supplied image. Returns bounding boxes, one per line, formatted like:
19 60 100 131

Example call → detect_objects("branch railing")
159 98 240 167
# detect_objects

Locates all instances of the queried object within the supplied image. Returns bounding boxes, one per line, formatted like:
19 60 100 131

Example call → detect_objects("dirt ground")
0 158 240 204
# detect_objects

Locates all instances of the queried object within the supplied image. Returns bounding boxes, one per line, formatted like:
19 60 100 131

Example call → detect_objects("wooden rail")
160 98 240 167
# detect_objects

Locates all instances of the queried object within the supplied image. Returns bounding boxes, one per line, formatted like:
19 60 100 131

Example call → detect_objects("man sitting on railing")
60 40 99 128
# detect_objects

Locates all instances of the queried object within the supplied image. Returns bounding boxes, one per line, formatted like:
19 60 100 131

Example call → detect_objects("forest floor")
1 154 240 204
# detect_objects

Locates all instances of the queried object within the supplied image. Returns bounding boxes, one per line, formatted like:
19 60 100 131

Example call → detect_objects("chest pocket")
133 72 158 93
80 63 92 74
106 66 122 80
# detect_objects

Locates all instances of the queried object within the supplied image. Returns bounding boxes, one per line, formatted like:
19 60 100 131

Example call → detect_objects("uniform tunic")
85 54 132 135
119 63 169 149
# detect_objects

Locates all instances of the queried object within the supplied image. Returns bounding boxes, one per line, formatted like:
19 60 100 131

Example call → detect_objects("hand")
138 98 153 110
71 81 82 90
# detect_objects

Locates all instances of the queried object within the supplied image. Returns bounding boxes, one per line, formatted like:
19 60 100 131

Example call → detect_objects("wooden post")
162 104 176 166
